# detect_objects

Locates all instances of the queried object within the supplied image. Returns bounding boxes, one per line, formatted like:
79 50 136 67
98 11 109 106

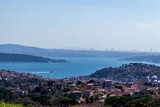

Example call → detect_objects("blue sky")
0 0 160 51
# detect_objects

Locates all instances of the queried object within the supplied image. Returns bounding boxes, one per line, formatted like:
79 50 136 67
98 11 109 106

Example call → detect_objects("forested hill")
0 53 66 63
121 55 160 63
89 63 160 81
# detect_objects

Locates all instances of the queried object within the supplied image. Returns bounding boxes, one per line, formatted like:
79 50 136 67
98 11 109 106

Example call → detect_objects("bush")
105 96 151 107
59 97 78 106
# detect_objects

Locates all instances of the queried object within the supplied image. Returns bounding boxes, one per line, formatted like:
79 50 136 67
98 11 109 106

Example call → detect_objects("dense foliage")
90 63 160 81
105 95 160 107
0 88 18 102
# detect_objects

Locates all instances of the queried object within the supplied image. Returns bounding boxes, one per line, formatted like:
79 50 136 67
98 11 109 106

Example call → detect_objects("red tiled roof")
125 88 132 90
87 83 94 86
97 89 106 92
105 80 112 82
110 94 116 97
71 91 82 93
84 90 93 92
131 85 138 88
69 84 76 86
134 90 140 92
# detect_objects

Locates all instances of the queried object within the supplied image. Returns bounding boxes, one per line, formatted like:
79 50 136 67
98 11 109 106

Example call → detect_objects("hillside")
0 44 159 58
0 53 66 63
121 55 160 63
89 63 160 81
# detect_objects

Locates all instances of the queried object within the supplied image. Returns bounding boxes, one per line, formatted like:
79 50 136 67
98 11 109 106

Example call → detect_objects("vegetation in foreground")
0 103 24 107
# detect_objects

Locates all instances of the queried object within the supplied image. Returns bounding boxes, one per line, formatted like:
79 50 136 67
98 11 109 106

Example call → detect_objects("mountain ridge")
0 44 159 58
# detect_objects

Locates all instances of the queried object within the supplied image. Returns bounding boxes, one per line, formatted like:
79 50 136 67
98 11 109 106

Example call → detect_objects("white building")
148 75 160 86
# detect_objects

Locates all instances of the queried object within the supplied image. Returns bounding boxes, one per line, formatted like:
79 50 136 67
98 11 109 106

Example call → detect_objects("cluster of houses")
53 77 160 103
0 69 45 96
0 69 44 81
0 69 160 104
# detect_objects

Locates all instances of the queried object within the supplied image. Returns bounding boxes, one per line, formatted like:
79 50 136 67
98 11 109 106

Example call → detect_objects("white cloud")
137 19 160 28
137 23 148 28
156 20 160 25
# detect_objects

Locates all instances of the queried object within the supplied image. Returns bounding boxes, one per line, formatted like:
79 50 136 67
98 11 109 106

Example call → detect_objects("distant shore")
0 53 67 63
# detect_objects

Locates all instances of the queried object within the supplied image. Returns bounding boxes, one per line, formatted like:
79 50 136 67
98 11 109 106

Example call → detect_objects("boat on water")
50 71 54 73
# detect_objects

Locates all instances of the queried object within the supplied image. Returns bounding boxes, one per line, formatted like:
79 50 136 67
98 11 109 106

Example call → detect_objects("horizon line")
0 43 159 54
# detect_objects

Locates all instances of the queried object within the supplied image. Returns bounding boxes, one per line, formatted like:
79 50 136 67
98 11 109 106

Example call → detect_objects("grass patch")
0 103 24 107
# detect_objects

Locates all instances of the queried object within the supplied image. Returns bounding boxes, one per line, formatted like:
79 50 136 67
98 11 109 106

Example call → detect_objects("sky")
0 0 160 52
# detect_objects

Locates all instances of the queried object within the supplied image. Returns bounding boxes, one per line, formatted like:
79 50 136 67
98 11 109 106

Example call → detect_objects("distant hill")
0 53 66 63
0 44 159 58
89 63 160 81
121 55 160 63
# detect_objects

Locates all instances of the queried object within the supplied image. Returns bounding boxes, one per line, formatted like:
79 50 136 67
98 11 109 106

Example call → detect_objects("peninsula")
0 53 67 63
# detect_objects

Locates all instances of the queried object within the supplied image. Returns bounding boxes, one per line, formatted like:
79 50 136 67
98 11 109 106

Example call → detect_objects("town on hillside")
0 65 160 107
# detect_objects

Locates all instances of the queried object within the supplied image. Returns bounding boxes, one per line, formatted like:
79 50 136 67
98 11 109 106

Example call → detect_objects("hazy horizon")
0 43 158 53
0 0 160 52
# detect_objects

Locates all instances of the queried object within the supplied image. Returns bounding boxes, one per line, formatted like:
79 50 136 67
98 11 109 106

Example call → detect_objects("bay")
0 57 159 79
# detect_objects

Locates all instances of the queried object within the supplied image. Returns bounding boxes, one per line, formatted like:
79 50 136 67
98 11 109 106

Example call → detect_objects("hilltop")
89 63 160 81
0 53 66 63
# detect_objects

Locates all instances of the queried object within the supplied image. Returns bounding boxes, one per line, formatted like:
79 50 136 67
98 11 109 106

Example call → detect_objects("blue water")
0 57 158 79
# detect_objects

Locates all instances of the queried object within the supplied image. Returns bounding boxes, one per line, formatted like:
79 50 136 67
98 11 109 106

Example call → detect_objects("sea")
0 57 159 79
